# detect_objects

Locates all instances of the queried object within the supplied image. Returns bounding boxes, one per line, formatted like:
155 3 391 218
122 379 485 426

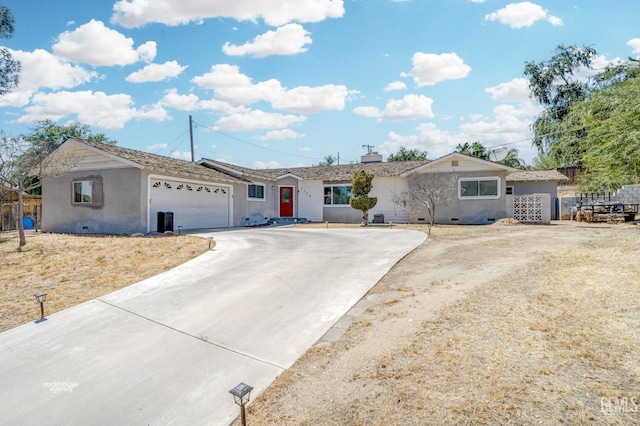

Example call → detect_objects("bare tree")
0 133 80 250
393 173 458 235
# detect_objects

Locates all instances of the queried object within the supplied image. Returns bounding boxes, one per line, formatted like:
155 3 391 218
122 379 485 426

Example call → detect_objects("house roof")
402 152 518 176
506 170 569 182
63 138 250 184
201 158 431 182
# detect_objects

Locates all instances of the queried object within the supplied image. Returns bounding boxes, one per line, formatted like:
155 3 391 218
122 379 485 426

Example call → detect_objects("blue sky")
1 0 639 168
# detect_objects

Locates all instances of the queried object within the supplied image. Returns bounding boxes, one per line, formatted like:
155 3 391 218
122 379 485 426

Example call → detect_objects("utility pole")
189 115 195 162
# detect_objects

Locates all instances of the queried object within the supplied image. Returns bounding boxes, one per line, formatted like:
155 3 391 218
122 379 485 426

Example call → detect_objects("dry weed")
0 231 209 332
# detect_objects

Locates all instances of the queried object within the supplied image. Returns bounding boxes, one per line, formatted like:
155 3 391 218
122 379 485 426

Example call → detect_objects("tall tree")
556 73 640 191
455 142 489 160
387 147 428 162
393 173 458 236
0 6 20 95
350 170 377 225
524 44 597 162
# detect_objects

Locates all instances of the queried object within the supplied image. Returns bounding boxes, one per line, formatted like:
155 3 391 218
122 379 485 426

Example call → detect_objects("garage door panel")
150 179 230 230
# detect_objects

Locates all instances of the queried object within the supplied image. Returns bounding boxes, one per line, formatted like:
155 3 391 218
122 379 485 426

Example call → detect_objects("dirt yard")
2 223 639 424
0 232 209 333
239 221 640 425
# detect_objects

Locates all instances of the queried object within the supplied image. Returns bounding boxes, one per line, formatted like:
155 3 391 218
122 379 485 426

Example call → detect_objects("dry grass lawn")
0 231 209 333
239 222 640 425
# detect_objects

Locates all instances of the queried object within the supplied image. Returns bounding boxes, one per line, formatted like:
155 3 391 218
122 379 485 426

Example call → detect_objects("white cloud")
383 81 407 92
170 151 193 160
0 49 98 107
271 84 349 113
223 24 312 58
52 20 156 66
402 52 471 87
254 160 282 169
299 146 312 151
470 0 486 3
192 64 350 113
485 77 541 116
126 61 188 83
17 90 137 128
485 2 562 29
353 106 380 118
257 129 306 140
135 103 169 122
353 94 434 121
147 143 168 151
382 94 434 121
380 98 539 163
628 38 640 56
380 123 458 160
213 109 307 132
111 0 345 28
158 89 199 110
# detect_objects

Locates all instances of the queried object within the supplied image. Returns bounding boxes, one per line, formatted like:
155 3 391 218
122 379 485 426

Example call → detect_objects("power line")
191 120 323 161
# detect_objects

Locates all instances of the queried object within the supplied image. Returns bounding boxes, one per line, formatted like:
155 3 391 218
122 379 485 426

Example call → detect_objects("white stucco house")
40 138 567 234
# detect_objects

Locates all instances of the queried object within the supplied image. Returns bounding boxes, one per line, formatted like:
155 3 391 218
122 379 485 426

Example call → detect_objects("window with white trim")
247 183 265 200
458 177 500 199
73 181 93 203
324 185 352 205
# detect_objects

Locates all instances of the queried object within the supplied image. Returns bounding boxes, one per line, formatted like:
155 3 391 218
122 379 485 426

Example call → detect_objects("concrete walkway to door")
0 227 425 425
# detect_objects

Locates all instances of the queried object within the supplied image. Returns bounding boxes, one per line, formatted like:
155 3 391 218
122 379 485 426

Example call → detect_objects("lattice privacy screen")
513 195 543 223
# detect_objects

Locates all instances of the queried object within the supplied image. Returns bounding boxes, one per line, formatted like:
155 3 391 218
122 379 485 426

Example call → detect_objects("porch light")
229 382 253 426
34 291 48 319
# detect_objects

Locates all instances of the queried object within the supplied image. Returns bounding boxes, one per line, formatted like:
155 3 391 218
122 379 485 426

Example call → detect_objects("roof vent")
361 153 383 163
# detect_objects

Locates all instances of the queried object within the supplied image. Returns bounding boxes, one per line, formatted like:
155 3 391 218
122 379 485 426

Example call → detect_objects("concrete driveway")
0 227 425 425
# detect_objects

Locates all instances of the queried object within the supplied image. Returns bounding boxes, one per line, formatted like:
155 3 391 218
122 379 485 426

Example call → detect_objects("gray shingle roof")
202 159 431 182
506 170 569 182
69 138 250 184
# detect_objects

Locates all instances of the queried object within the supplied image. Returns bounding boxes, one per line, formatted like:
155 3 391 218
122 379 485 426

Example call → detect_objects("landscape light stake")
229 382 253 426
177 226 182 235
34 291 48 319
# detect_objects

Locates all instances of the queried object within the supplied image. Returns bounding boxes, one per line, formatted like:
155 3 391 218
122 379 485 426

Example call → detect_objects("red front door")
279 186 294 217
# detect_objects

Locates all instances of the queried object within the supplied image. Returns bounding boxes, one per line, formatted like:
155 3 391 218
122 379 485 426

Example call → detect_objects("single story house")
41 139 567 234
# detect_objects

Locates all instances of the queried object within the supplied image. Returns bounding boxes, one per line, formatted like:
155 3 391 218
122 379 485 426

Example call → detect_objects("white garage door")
149 178 230 231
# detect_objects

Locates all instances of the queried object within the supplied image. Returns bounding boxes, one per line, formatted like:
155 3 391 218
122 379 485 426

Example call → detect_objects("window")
506 186 514 195
73 181 92 203
324 185 352 205
458 177 500 199
247 184 265 200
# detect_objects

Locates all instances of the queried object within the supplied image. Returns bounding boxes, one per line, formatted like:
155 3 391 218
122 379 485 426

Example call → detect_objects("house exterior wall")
512 181 559 220
368 177 409 223
298 180 324 222
42 167 145 234
231 181 278 225
409 171 509 225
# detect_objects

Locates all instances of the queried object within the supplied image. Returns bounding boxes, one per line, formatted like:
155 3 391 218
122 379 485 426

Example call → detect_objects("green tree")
350 170 377 225
556 74 640 191
455 142 489 160
0 6 20 95
387 146 428 162
524 44 597 164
